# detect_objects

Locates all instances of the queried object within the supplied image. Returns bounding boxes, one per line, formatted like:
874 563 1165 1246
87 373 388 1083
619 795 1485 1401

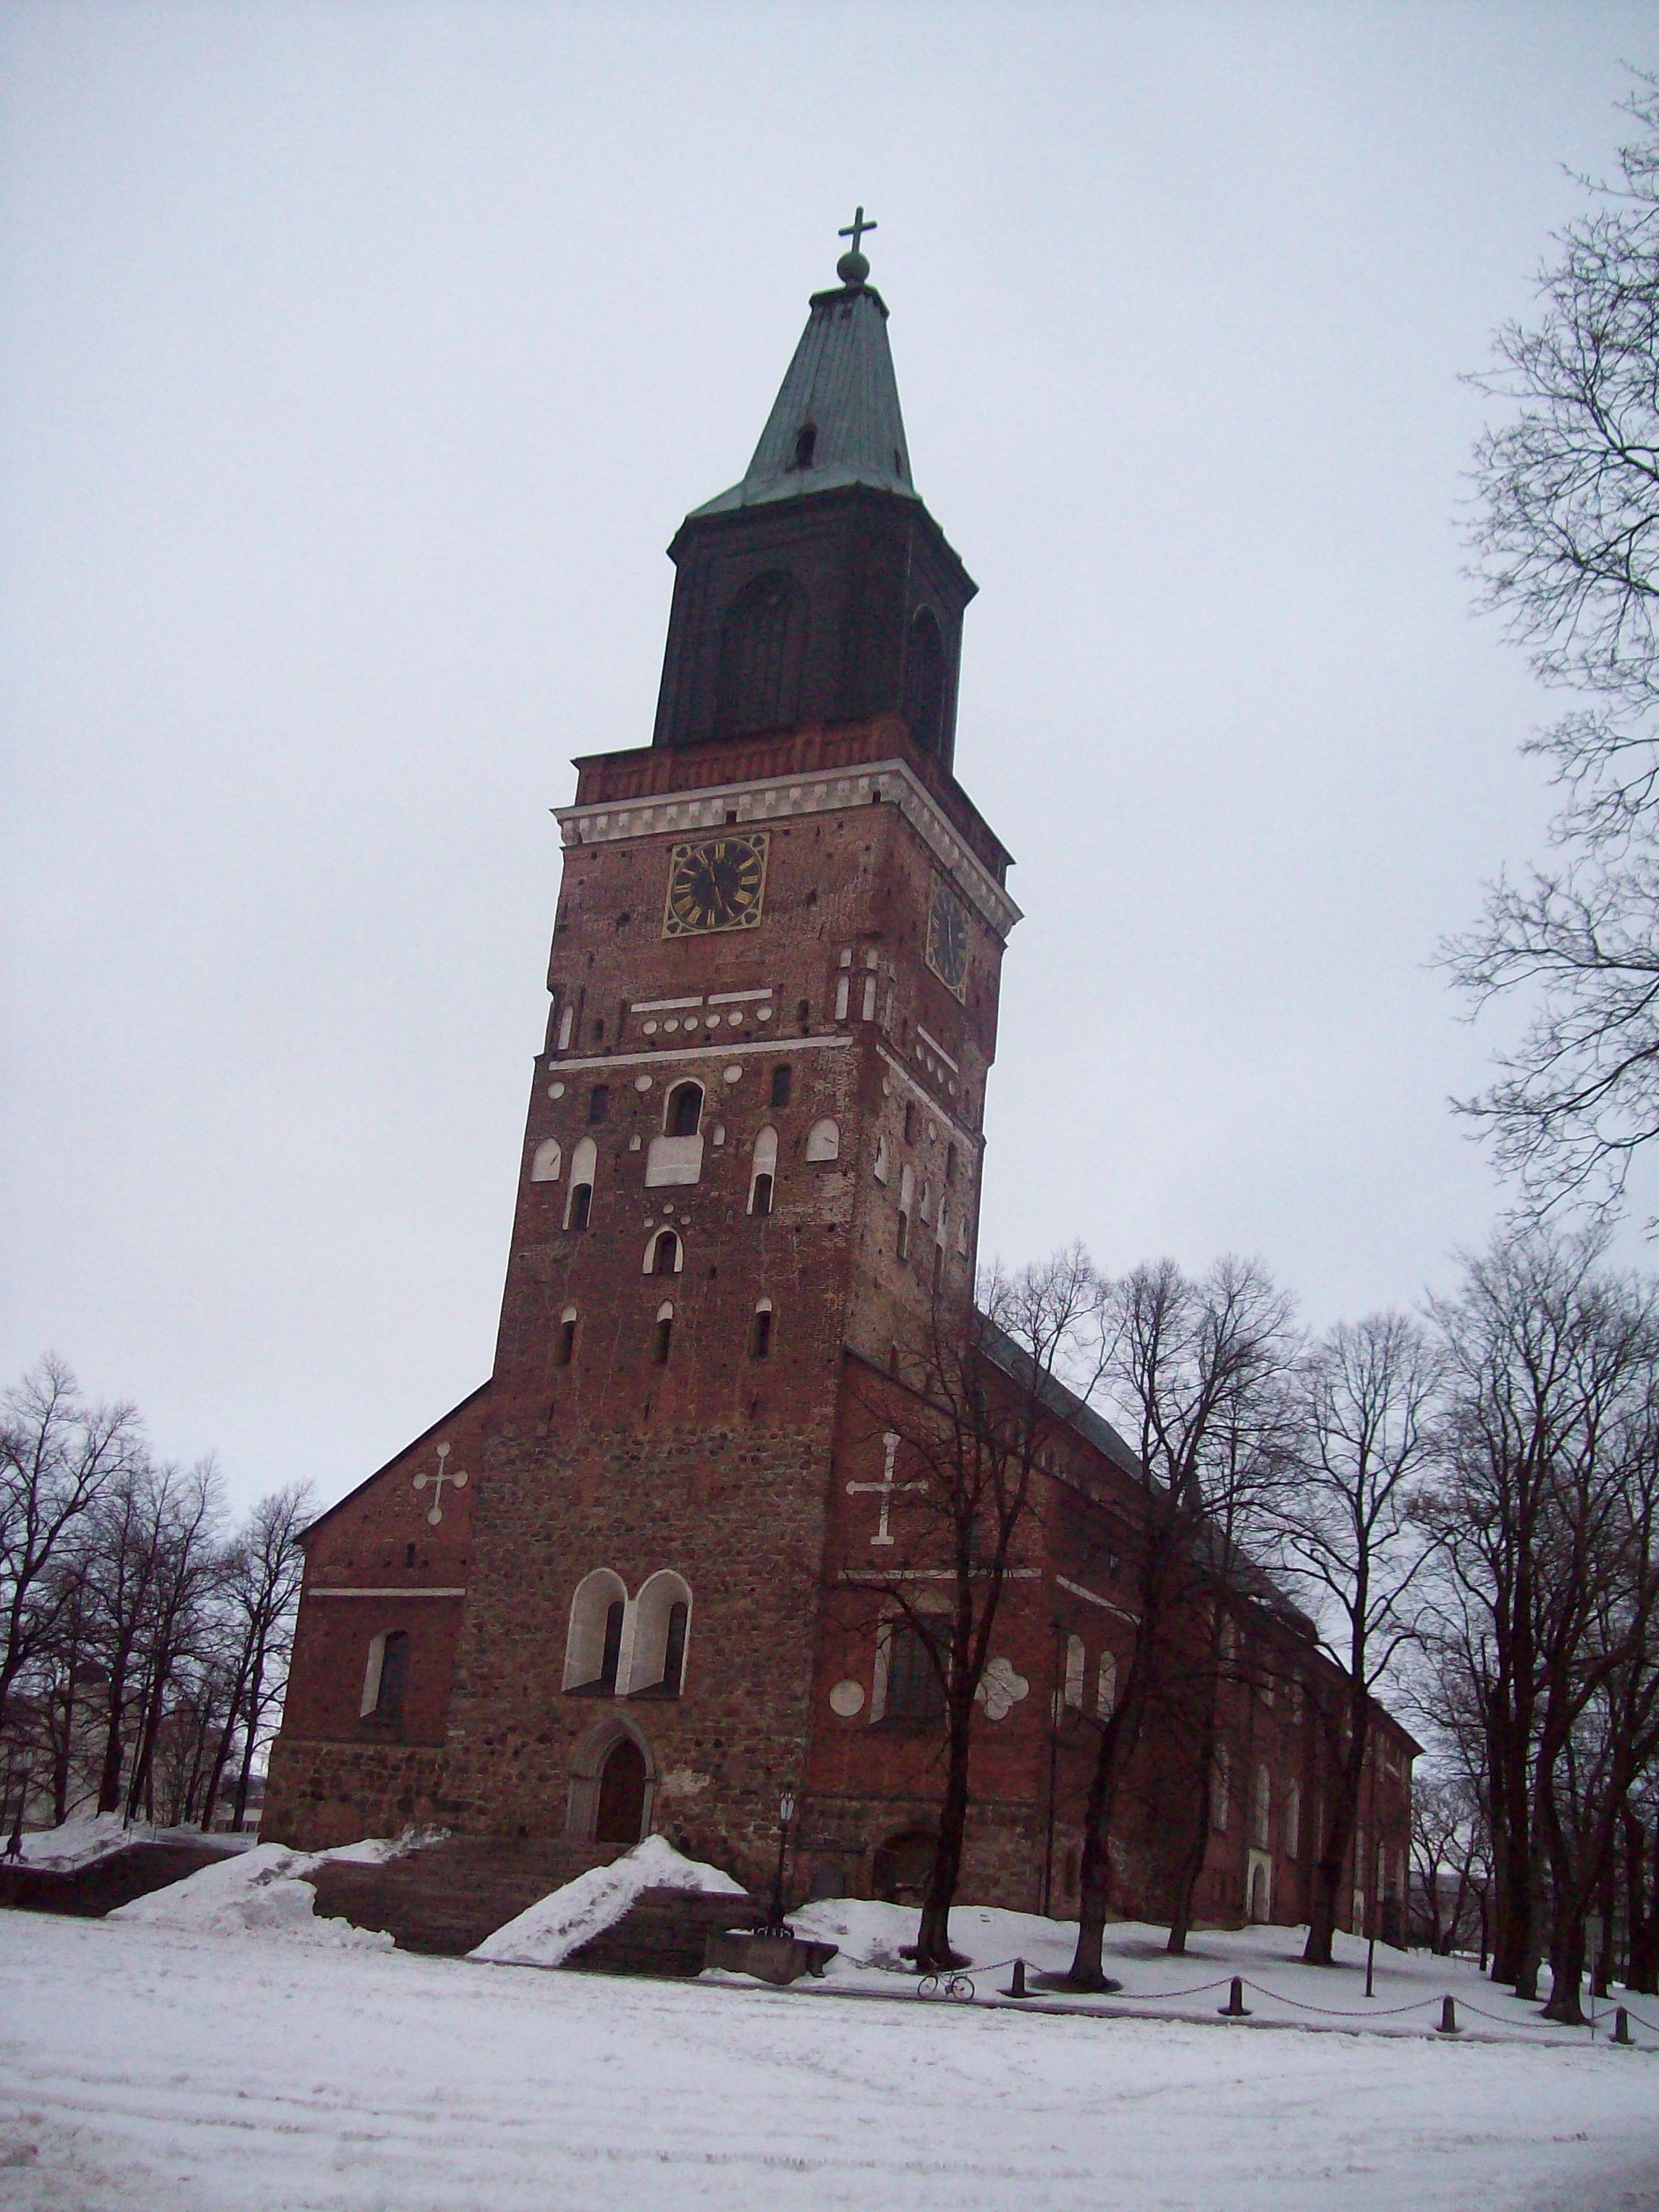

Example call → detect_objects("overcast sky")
7 1 1658 1516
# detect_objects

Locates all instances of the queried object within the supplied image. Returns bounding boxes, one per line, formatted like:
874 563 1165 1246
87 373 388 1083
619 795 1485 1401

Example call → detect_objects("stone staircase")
564 1886 764 1977
0 1839 240 1920
306 1833 764 1972
308 1835 627 1956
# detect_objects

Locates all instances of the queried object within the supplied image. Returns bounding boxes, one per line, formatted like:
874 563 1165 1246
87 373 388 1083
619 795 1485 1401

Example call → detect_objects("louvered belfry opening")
651 254 976 764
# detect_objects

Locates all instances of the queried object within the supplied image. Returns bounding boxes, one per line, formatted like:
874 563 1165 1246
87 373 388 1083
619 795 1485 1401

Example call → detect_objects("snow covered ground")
2 1906 1657 2212
785 1896 1659 2047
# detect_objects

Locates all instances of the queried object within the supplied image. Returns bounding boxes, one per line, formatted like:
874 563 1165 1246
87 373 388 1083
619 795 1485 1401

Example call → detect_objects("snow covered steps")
307 1836 631 1956
306 1833 762 1967
0 1839 240 1920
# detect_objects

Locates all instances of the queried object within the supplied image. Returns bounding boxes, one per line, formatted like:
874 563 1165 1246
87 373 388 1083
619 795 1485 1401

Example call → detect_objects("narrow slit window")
557 1308 578 1366
770 1064 793 1108
599 1601 624 1693
588 1084 610 1126
751 1301 773 1359
654 1301 675 1363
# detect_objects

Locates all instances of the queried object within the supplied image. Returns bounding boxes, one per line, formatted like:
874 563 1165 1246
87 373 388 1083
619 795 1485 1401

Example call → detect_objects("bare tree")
846 1247 1107 1973
1275 1313 1440 1965
1424 1226 1659 1998
0 1357 143 1748
1446 80 1659 1215
199 1482 312 1833
1068 1257 1298 1986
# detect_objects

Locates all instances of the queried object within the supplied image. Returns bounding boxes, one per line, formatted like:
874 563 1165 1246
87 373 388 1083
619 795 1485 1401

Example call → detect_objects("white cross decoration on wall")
413 1440 468 1527
845 1430 922 1547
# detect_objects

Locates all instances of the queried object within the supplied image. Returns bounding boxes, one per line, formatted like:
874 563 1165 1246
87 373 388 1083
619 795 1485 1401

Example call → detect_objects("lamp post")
764 1783 797 1936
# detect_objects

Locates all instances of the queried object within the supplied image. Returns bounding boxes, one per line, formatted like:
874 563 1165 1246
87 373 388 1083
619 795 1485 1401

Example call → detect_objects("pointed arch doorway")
594 1735 648 1844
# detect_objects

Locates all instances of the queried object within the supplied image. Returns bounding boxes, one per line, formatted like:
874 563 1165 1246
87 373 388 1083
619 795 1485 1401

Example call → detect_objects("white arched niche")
565 1136 597 1230
625 1569 692 1699
805 1117 840 1162
563 1568 628 1693
748 1125 778 1215
531 1139 562 1183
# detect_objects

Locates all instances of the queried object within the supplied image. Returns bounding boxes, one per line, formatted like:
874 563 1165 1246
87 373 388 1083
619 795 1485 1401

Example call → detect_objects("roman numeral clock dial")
662 832 770 937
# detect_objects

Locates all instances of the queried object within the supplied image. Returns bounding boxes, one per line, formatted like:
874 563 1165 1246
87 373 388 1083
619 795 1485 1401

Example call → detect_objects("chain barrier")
906 1957 1659 2038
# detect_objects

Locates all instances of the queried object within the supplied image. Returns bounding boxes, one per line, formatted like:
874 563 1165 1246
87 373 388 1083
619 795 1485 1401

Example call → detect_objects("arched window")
790 421 816 470
1096 1650 1118 1718
751 1298 773 1359
1252 1763 1272 1852
565 1137 596 1231
715 570 809 736
748 1126 778 1215
1064 1633 1085 1710
626 1570 693 1698
563 1570 629 1693
646 1228 682 1276
667 1081 703 1138
654 1300 674 1363
898 1162 914 1262
531 1138 562 1183
1284 1777 1301 1859
882 1620 945 1722
360 1629 410 1722
587 1084 610 1125
770 1064 793 1108
805 1117 840 1162
872 1131 890 1183
902 607 946 757
557 1306 578 1367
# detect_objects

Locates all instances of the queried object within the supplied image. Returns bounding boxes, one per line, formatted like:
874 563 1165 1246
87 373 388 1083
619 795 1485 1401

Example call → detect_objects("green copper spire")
691 211 916 518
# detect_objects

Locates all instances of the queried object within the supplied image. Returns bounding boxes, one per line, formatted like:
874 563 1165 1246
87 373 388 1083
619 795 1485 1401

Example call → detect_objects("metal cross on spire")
835 206 877 285
838 205 877 257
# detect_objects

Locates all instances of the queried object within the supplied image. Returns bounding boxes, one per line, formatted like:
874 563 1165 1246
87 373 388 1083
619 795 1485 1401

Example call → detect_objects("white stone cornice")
554 757 1022 941
546 1034 854 1076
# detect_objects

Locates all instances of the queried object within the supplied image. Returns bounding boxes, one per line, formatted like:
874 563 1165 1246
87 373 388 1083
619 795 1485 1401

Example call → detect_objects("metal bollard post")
1002 1958 1029 1998
1438 1996 1459 2035
1217 1976 1251 2017
1614 2006 1632 2046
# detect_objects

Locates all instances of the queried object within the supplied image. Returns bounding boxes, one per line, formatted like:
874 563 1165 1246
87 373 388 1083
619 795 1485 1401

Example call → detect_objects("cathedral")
265 223 1414 1933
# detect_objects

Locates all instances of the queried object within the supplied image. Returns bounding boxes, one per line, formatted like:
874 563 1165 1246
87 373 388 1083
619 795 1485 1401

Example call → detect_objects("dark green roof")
690 279 918 518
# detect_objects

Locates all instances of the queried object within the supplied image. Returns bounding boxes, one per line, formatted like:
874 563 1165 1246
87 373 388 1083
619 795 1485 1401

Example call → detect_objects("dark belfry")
651 217 976 769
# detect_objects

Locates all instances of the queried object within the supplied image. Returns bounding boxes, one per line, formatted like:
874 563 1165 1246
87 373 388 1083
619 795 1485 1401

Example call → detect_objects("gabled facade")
265 234 1414 1931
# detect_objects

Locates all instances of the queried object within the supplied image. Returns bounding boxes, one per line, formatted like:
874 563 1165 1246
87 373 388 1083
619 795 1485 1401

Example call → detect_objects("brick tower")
265 222 1021 1876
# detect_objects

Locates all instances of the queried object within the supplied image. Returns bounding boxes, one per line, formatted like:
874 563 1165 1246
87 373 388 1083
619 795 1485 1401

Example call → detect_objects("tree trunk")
1542 1912 1587 2025
1624 1809 1658 1994
1165 1697 1218 1956
916 1705 972 1971
1304 1710 1367 1967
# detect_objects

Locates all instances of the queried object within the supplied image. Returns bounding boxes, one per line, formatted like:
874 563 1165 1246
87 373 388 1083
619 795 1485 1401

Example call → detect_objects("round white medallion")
724 1065 743 1084
547 1081 566 1099
829 1679 866 1718
635 1074 652 1091
642 1020 658 1034
757 1006 772 1021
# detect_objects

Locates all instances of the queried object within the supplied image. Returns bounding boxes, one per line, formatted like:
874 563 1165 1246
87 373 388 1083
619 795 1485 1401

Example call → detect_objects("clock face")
925 881 970 1000
662 833 769 937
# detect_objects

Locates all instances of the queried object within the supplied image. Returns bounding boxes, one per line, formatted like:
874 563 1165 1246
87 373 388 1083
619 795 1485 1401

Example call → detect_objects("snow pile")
10 1812 148 1870
472 1834 745 1968
109 1829 441 1948
11 1813 263 1870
